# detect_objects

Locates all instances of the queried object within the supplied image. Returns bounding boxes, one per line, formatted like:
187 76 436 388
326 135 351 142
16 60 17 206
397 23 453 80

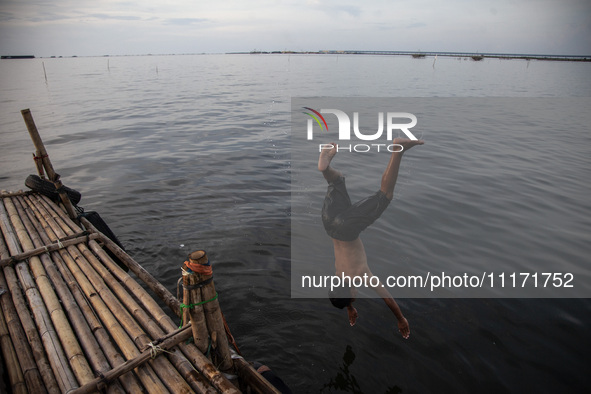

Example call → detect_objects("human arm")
371 280 410 339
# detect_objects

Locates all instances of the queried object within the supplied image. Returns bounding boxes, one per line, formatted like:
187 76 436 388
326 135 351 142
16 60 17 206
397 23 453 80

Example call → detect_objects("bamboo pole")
0 289 26 394
20 194 143 393
76 248 197 393
28 194 79 245
16 174 282 394
87 238 175 331
71 325 194 394
6 196 95 385
233 357 282 394
14 196 126 394
51 251 144 394
0 317 27 394
32 198 195 394
3 196 86 391
58 240 171 393
23 198 170 394
85 237 241 394
88 236 241 394
21 109 78 221
36 193 242 393
80 216 181 316
35 193 80 235
70 251 194 393
0 198 21 253
60 207 239 392
0 261 27 394
0 191 33 198
34 150 46 178
186 250 234 373
182 267 210 353
76 236 207 393
1 267 59 394
1 267 58 393
0 200 59 393
0 232 100 268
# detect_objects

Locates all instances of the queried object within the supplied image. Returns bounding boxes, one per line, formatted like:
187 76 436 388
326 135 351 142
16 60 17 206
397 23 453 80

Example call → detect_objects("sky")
1 0 590 57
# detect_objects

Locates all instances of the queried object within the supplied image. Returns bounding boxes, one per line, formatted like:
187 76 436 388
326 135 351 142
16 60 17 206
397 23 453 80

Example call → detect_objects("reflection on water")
321 345 404 394
322 345 364 394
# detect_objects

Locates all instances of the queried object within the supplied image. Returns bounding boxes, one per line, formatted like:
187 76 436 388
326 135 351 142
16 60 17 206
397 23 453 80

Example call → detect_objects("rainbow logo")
302 107 329 132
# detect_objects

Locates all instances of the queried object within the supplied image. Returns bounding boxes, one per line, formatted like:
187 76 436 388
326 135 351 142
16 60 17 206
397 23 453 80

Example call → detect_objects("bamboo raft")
0 110 282 393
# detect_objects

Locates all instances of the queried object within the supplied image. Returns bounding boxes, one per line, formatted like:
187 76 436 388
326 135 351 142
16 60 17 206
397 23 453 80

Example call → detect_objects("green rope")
205 337 212 358
178 292 219 328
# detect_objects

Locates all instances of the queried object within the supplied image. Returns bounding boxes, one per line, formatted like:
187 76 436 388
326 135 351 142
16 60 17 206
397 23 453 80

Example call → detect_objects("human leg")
380 138 424 200
318 143 342 184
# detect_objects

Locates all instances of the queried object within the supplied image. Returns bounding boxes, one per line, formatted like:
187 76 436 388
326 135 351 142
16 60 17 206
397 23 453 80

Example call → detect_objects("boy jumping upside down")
319 138 424 339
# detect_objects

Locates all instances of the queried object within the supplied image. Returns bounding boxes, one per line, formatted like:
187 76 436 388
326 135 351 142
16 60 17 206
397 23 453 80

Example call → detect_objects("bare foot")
318 143 338 172
393 138 424 153
398 317 410 339
347 304 358 326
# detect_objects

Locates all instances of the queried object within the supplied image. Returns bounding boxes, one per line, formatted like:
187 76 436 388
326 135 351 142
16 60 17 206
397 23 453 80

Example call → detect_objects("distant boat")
471 55 484 61
1 55 35 59
412 53 426 58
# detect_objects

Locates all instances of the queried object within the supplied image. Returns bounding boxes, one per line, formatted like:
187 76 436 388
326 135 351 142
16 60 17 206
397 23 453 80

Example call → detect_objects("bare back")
332 237 373 277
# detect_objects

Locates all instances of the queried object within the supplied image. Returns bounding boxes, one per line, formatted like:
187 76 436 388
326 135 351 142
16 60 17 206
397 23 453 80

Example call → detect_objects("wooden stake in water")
186 250 234 373
42 62 47 84
182 266 209 353
21 109 78 222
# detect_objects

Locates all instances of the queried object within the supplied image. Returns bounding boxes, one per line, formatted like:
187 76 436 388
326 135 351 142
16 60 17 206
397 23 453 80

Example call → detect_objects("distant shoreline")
1 55 35 59
4 51 589 62
234 50 591 62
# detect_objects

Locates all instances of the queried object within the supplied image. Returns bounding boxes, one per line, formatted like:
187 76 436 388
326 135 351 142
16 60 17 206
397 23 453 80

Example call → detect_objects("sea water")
1 54 590 392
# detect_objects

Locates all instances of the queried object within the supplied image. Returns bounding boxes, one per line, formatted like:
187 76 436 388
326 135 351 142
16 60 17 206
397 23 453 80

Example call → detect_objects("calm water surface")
1 54 590 393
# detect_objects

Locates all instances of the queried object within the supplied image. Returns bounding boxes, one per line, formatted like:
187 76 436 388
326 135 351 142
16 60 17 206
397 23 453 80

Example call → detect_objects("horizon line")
6 49 590 61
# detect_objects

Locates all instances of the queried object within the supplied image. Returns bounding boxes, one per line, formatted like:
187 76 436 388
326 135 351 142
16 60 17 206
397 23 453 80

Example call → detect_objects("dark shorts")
321 176 391 241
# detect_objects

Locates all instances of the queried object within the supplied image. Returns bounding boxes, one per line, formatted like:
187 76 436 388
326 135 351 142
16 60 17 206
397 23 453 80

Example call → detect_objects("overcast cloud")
0 0 589 57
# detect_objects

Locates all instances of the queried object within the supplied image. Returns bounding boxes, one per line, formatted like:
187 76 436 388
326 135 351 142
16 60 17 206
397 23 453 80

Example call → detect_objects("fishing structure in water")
0 109 287 393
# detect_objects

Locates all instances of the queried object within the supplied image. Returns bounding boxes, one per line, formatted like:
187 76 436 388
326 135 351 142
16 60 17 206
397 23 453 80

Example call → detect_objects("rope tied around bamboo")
181 250 234 373
146 342 174 360
178 292 218 328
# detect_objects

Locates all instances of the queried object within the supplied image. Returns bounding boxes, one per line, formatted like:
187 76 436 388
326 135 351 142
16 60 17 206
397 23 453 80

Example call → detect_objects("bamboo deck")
0 110 281 393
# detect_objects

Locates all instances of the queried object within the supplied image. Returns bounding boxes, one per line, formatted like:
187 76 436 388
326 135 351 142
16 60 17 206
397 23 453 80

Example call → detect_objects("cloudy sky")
1 0 590 57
